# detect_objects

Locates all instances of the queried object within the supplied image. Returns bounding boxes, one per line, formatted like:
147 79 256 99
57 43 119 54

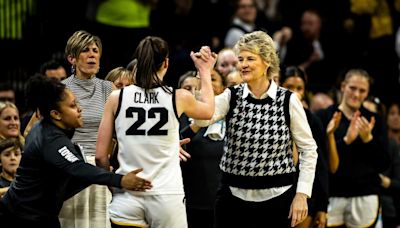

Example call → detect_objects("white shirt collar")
242 80 278 100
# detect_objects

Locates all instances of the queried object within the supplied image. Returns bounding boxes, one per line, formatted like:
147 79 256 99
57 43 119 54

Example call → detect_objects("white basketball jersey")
115 85 182 195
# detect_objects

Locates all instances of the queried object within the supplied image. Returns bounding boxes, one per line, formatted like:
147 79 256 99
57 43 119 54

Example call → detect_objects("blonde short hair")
105 67 134 84
233 31 280 79
0 101 18 116
65 30 102 58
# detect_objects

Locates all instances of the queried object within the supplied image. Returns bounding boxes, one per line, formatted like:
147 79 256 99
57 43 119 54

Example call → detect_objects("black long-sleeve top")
2 120 122 222
180 115 224 210
304 108 329 213
0 176 11 188
380 140 400 219
316 105 390 197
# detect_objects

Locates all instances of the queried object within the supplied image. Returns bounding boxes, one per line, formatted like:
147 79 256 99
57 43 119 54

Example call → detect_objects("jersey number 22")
125 107 168 136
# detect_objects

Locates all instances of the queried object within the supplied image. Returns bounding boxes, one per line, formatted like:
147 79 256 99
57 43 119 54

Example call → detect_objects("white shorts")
109 191 187 228
327 195 379 228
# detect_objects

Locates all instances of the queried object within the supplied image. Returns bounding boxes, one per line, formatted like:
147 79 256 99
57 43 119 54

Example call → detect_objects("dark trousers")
214 184 294 228
0 211 60 228
0 201 60 228
187 207 214 228
382 216 399 228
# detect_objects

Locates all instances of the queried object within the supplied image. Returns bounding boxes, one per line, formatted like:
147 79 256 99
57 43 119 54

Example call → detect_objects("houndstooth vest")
221 84 296 189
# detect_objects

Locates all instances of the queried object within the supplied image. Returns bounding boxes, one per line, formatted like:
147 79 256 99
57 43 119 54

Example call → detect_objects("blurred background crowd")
1 1 400 228
1 0 400 112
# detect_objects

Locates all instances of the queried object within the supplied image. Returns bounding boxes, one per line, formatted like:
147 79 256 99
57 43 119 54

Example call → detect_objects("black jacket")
304 108 329 214
1 120 122 222
179 114 224 211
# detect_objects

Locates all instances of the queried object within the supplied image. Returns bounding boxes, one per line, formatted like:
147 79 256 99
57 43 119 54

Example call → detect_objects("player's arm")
96 90 120 171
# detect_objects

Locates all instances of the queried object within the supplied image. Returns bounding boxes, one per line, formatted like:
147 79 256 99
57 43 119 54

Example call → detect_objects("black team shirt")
2 120 122 221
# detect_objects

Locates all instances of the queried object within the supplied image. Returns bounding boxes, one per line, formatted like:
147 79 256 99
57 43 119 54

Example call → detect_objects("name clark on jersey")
134 92 160 104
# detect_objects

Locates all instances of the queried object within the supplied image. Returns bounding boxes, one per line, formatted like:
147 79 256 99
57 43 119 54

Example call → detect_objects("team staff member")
195 31 318 228
0 75 152 228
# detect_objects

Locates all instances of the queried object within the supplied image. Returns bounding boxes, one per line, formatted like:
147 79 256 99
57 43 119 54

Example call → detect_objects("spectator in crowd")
105 67 134 89
310 92 334 113
40 59 68 81
215 48 239 77
0 101 22 141
23 57 69 137
177 70 201 97
284 8 336 93
0 83 16 104
387 101 400 145
224 0 258 48
0 137 23 197
363 95 386 117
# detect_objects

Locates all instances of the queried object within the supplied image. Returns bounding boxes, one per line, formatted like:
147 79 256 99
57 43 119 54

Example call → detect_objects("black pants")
0 202 60 228
187 207 214 228
382 216 398 228
214 184 294 228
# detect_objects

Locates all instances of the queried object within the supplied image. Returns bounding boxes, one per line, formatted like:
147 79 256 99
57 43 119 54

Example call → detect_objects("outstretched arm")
176 46 217 120
44 134 151 191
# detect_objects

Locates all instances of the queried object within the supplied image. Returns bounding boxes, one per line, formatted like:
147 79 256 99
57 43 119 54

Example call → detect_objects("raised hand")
190 46 217 73
344 111 360 144
121 168 152 191
327 111 342 135
357 115 375 143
